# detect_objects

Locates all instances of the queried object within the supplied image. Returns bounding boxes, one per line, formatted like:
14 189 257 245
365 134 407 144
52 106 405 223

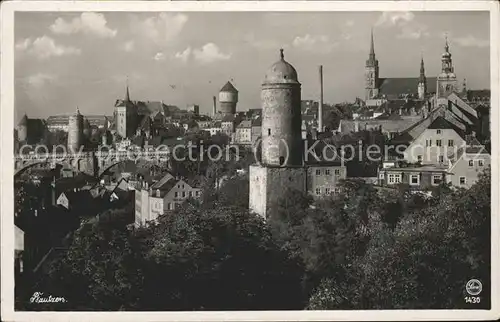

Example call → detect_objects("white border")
1 1 499 321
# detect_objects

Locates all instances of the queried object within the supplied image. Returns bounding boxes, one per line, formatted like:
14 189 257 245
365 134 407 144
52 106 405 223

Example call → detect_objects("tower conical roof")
220 81 238 93
18 114 28 126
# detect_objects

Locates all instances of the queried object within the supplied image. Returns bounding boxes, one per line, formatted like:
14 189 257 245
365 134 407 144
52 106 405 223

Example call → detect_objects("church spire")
125 77 131 102
419 54 426 83
366 28 377 67
445 33 449 53
370 28 375 56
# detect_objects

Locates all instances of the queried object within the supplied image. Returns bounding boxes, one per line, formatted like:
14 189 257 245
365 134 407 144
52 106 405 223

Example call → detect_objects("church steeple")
365 28 379 100
419 54 426 83
441 34 454 73
125 78 131 102
366 28 377 67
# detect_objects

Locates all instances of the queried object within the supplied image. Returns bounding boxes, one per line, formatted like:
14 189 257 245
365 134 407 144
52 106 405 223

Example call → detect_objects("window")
469 160 474 167
437 129 441 134
334 169 341 176
432 175 442 186
189 191 193 198
268 129 271 136
436 140 442 147
417 155 422 162
379 172 385 179
410 174 419 185
325 169 331 175
478 160 484 167
174 191 178 198
426 139 432 147
316 169 321 176
156 189 160 197
334 187 340 194
168 203 172 210
459 177 466 185
388 173 401 184
448 140 454 147
325 188 331 194
315 188 321 195
182 191 186 198
439 155 444 163
196 191 200 196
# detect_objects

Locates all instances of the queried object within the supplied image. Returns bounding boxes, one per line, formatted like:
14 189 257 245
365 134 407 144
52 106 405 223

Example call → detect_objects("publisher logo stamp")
466 279 482 296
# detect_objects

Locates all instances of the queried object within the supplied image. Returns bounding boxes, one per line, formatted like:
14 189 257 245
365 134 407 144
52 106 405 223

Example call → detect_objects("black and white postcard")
1 1 499 321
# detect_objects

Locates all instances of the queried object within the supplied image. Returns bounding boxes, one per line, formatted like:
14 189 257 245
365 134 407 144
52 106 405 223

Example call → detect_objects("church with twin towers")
364 29 460 102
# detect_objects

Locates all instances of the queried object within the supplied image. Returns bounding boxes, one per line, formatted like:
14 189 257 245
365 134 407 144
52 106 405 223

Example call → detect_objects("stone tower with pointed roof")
365 29 380 100
249 49 307 219
218 81 238 116
68 107 84 153
436 36 458 99
115 82 138 138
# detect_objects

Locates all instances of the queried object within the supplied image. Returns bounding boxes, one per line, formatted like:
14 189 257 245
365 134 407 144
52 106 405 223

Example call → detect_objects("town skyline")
15 11 490 122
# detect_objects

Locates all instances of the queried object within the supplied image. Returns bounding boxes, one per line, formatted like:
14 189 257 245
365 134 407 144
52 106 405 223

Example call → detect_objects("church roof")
220 81 238 93
378 77 437 97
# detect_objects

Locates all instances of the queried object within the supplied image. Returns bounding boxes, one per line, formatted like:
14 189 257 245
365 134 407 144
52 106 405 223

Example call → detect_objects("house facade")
134 173 202 227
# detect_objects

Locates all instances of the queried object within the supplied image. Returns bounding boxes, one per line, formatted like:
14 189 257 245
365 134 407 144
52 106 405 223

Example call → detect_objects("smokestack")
318 65 324 132
212 96 217 116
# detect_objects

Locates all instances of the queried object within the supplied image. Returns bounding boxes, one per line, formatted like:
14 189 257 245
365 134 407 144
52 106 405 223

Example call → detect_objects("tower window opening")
279 156 285 165
268 129 271 136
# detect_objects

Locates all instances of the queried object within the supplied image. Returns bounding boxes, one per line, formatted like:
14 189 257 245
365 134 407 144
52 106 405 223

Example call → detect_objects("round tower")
218 81 238 116
17 114 29 142
261 49 302 167
68 107 84 153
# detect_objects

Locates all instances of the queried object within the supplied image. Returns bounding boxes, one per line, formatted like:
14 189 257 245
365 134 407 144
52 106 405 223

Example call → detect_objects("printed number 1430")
464 296 481 304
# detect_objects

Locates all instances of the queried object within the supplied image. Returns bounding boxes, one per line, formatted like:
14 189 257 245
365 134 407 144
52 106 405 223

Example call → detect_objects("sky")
14 11 490 122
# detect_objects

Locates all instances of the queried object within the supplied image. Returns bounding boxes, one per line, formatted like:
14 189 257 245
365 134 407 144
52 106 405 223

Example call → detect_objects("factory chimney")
318 65 324 132
212 96 217 116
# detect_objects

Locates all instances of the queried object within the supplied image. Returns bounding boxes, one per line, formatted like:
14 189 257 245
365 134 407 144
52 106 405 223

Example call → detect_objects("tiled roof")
222 114 235 122
237 120 252 128
220 81 238 93
251 117 262 126
378 77 437 96
150 173 175 190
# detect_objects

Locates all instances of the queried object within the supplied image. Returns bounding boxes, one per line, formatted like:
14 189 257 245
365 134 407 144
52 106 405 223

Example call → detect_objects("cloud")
174 47 191 63
193 43 231 64
134 13 188 45
154 52 166 61
376 12 415 27
50 13 117 38
16 36 81 60
454 35 489 48
397 26 430 39
15 38 32 51
292 34 338 53
122 40 135 52
243 33 286 50
25 73 56 88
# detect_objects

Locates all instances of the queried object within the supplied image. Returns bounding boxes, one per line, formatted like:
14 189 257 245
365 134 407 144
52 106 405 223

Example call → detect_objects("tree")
308 169 491 309
136 204 305 310
19 206 144 311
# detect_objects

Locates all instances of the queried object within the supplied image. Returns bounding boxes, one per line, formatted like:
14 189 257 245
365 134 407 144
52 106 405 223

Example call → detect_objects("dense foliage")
16 168 491 310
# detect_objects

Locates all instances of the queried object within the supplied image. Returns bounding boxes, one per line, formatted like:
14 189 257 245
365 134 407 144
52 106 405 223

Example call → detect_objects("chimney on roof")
318 65 324 132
